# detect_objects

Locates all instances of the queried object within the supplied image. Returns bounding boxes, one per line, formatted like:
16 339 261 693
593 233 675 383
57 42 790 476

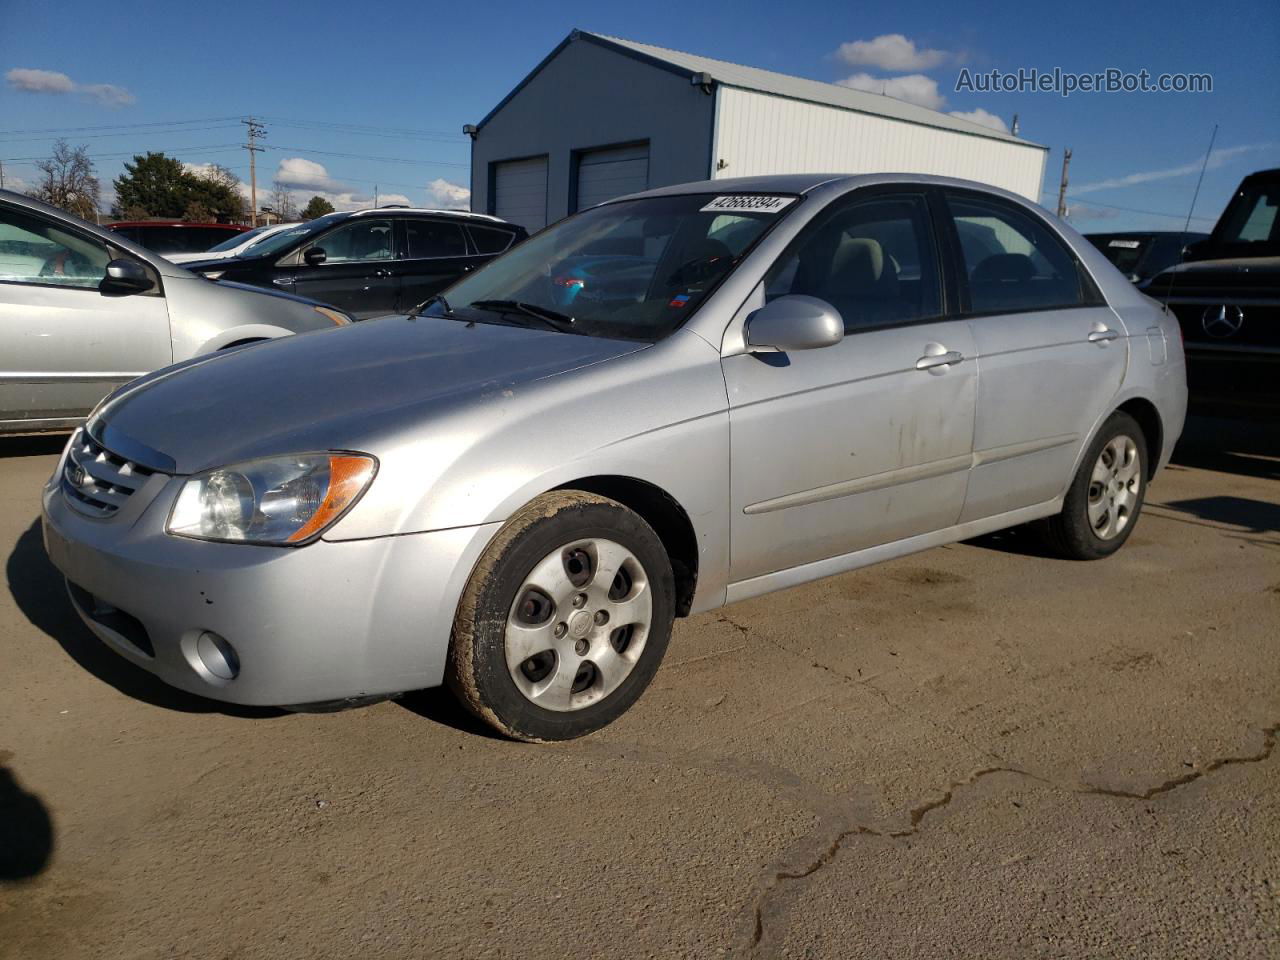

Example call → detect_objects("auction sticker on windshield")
699 195 796 213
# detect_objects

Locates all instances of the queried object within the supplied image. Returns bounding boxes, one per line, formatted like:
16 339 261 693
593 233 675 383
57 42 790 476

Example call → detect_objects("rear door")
940 189 1129 522
291 217 399 319
0 202 170 428
493 156 548 232
396 217 480 312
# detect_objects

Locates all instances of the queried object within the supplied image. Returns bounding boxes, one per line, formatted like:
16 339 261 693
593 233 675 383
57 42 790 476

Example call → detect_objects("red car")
106 221 248 256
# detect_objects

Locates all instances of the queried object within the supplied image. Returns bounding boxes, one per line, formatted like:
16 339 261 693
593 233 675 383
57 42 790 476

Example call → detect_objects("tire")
1042 411 1148 560
447 490 675 742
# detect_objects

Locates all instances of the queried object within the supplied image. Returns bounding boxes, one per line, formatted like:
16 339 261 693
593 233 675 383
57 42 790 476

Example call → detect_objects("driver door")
0 200 170 428
722 190 977 585
291 218 400 319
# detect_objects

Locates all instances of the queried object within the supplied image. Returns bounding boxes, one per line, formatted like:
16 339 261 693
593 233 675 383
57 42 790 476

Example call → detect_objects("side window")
469 225 516 255
309 219 393 263
947 193 1084 313
765 194 941 332
0 205 110 289
405 220 467 258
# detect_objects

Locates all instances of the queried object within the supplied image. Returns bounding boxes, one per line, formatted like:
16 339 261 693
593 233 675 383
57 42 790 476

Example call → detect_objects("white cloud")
273 156 347 193
836 35 950 72
839 72 945 110
2 171 29 192
6 67 75 94
5 67 134 106
425 177 470 209
1072 144 1270 195
947 107 1009 133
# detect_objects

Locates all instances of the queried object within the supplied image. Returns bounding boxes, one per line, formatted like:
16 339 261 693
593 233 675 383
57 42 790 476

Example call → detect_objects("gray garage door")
575 143 650 212
493 156 548 232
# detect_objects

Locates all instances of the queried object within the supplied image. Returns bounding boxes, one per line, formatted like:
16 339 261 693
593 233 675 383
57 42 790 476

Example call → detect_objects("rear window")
406 219 467 258
469 225 516 255
120 225 241 255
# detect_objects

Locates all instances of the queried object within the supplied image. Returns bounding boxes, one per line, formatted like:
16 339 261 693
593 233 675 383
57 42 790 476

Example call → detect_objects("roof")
107 221 248 230
478 30 1043 149
347 207 505 223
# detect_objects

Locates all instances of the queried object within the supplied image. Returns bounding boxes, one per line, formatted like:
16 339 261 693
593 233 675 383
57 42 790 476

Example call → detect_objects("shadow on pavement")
1171 415 1280 481
397 687 506 740
1159 496 1280 534
6 520 282 718
0 434 69 459
0 765 54 881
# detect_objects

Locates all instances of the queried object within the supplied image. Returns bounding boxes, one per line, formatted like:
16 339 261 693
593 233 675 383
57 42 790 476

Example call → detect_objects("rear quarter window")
469 225 516 255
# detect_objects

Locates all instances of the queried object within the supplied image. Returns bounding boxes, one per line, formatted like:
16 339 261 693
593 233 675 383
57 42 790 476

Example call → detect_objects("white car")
164 222 301 264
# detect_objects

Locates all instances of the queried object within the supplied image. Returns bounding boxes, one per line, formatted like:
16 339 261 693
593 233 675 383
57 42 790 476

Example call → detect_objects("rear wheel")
1042 411 1147 560
447 491 675 742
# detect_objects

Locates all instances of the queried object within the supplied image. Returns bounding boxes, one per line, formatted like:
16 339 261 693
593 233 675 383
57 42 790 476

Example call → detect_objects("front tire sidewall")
450 493 675 742
1056 412 1148 559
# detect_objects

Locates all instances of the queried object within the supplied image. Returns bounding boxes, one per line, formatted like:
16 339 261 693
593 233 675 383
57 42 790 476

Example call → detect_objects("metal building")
467 31 1049 231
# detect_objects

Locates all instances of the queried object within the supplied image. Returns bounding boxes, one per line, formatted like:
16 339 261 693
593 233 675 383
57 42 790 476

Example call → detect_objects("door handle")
915 349 964 370
1088 328 1120 343
371 268 393 278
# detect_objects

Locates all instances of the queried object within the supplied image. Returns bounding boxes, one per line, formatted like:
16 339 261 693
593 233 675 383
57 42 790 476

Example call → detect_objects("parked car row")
1140 167 1279 416
106 220 248 256
180 208 528 319
39 173 1187 742
0 190 352 435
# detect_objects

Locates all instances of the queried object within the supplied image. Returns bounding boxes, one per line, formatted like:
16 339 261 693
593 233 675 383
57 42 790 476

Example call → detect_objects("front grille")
62 431 158 518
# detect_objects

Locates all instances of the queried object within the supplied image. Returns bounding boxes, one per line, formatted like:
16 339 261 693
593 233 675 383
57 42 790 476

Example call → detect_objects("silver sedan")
42 174 1187 740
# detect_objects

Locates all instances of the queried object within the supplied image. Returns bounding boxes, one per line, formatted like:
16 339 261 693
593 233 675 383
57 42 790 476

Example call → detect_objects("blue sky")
2 0 1276 231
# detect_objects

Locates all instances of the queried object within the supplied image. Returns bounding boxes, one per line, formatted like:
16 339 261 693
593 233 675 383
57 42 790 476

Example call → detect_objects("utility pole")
0 160 5 189
1056 148 1072 218
241 117 266 227
374 184 379 208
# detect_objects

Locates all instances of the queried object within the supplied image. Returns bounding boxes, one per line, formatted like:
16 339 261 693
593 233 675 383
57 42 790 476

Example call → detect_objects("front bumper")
42 473 499 706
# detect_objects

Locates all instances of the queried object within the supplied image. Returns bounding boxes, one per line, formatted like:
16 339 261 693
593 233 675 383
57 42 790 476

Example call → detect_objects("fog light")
196 631 240 680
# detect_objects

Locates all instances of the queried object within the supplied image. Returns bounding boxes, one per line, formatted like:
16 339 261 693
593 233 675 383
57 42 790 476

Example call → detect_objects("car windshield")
205 225 268 253
238 215 342 258
426 193 797 341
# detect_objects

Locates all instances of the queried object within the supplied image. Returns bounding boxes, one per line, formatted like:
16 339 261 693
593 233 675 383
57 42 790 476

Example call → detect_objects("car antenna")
1163 123 1218 312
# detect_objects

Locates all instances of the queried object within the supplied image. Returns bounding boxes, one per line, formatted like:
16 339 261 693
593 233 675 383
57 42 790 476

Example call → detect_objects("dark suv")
182 208 527 319
107 220 248 256
1142 168 1279 415
1086 230 1206 284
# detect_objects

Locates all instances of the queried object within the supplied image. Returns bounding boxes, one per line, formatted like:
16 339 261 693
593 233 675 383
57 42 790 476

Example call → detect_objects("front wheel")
447 491 675 742
1041 411 1147 560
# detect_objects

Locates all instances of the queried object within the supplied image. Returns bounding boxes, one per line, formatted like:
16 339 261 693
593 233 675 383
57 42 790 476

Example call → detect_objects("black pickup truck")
1142 168 1279 416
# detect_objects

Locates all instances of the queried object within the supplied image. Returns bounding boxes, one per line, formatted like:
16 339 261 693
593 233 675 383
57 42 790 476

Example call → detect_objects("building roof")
477 30 1043 150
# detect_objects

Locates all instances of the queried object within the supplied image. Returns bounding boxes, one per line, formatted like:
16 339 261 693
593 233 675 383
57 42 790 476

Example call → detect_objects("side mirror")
745 295 844 352
101 258 154 294
304 247 327 266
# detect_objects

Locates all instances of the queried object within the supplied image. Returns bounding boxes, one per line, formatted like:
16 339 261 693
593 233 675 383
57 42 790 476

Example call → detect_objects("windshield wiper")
406 293 453 320
469 299 577 333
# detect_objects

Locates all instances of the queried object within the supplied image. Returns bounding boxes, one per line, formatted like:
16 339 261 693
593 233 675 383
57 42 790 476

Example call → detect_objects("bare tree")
270 181 297 221
32 140 101 221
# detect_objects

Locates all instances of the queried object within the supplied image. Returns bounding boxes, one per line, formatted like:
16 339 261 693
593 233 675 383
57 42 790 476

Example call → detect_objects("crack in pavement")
746 729 1279 955
717 614 1005 763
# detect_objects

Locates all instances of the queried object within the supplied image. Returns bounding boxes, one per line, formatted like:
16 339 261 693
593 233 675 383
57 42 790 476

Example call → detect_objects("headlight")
166 453 376 545
314 305 352 326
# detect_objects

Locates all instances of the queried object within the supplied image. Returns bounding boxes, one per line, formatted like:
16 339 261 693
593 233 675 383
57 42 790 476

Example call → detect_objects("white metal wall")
713 87 1047 201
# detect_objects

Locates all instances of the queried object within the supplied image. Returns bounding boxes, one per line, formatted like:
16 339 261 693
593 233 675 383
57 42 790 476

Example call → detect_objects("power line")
1061 196 1217 222
0 116 244 136
270 143 467 167
1 143 245 163
0 124 244 144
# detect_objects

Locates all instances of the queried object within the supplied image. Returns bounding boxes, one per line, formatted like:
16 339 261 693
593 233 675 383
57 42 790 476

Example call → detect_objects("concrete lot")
1 416 1277 959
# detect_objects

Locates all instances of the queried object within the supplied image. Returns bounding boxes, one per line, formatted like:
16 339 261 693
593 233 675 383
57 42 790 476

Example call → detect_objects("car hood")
1143 256 1280 297
95 315 650 474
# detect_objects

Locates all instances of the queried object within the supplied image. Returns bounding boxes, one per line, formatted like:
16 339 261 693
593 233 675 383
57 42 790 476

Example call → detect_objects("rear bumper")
1185 347 1280 416
42 478 499 706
